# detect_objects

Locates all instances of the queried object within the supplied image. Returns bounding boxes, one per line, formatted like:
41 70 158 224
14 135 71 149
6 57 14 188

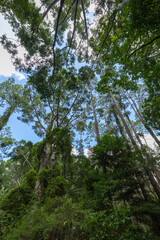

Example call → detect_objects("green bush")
1 170 37 215
2 197 160 240
4 197 86 240
0 167 67 236
38 168 66 200
0 170 37 237
82 204 160 240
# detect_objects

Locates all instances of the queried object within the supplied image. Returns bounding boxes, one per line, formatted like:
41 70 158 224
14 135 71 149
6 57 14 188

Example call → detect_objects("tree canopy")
0 0 160 239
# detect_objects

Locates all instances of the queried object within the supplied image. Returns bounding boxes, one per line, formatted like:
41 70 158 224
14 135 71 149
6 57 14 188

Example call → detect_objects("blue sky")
0 14 41 144
0 75 41 144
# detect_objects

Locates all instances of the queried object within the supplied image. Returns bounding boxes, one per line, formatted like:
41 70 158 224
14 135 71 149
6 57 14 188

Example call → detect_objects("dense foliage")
0 0 160 239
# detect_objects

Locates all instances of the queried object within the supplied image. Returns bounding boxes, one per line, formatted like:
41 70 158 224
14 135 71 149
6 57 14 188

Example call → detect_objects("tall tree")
0 79 23 131
17 67 89 171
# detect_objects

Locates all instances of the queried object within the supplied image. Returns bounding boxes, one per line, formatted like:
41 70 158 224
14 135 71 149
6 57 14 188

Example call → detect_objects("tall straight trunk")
135 173 149 200
36 146 50 197
142 134 149 147
141 135 160 184
109 92 160 200
39 144 56 171
104 112 111 133
125 111 160 194
154 168 160 184
112 108 126 139
90 86 100 139
36 144 56 197
148 172 160 200
49 150 56 169
79 131 83 155
127 92 160 147
128 113 160 190
109 92 136 145
0 105 16 131
39 145 51 171
124 112 143 147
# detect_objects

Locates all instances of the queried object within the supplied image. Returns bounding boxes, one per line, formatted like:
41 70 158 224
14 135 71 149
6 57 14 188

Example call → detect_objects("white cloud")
71 147 79 156
88 2 96 13
35 0 41 8
84 147 93 158
0 14 15 38
0 44 25 80
0 14 26 80
13 71 26 80
140 134 160 150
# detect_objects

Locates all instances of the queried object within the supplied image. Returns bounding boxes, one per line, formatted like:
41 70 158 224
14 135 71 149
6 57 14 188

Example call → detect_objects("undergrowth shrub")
0 170 37 236
4 197 86 240
38 168 66 200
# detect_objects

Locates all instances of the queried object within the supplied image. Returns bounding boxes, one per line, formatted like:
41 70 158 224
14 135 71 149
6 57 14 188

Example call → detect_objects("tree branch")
128 35 160 59
65 114 81 127
56 79 62 127
48 100 54 114
52 0 65 70
42 0 59 19
116 0 130 12
59 94 79 126
22 154 34 169
59 0 76 26
68 0 79 52
99 0 131 52
81 0 88 41
33 108 48 132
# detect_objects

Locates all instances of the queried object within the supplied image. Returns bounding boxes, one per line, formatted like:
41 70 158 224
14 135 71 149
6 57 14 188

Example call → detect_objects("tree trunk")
49 151 56 169
136 173 149 201
104 112 111 133
0 105 16 131
127 92 160 147
110 92 160 200
125 112 160 195
79 131 83 155
36 143 56 198
90 86 100 139
39 145 50 171
141 135 160 185
39 143 57 171
112 108 126 139
109 92 136 145
125 112 143 147
154 168 160 184
148 172 160 200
